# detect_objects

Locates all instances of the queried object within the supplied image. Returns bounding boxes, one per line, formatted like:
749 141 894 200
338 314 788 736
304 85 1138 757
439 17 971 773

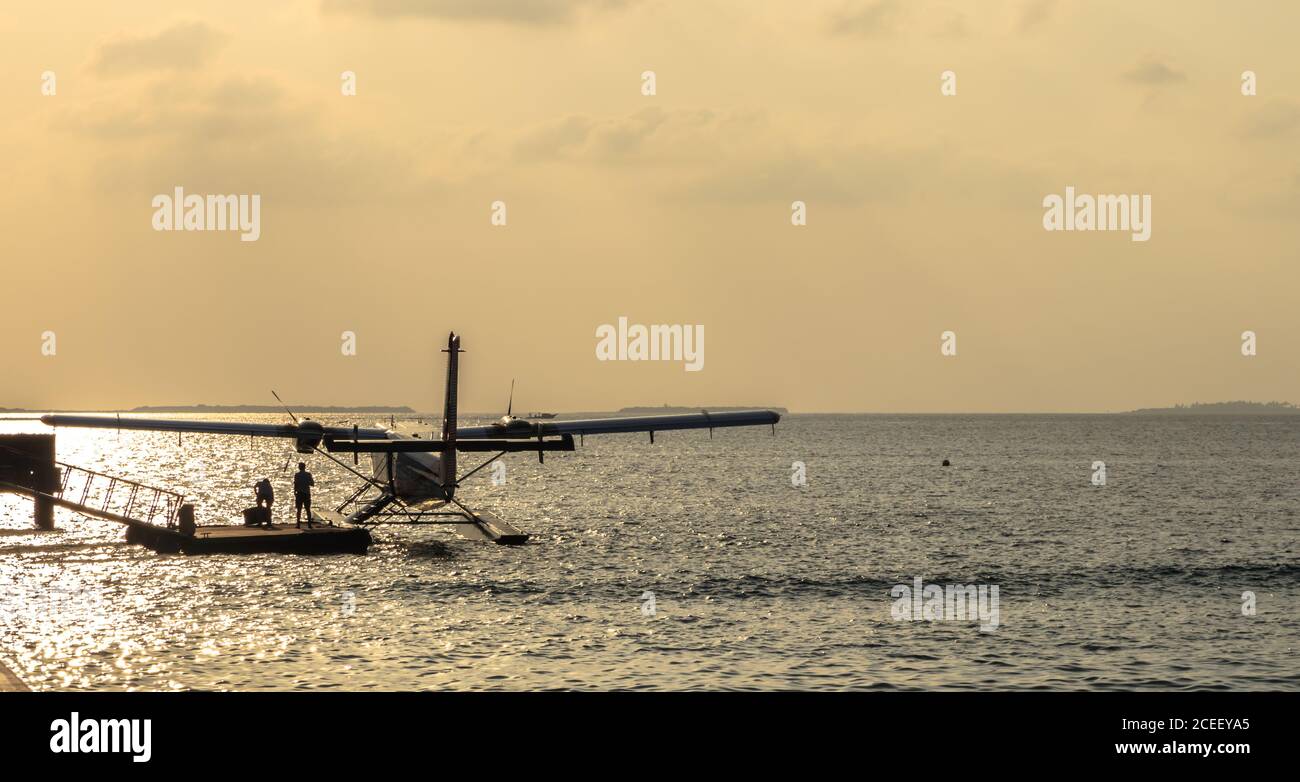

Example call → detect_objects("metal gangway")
53 462 186 530
0 435 188 540
0 460 186 538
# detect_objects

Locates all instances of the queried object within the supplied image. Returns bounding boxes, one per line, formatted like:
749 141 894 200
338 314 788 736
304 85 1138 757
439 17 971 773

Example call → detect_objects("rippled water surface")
1 413 1297 690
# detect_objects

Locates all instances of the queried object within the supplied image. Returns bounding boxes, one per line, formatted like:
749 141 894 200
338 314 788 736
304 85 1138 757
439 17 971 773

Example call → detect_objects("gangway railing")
54 462 185 529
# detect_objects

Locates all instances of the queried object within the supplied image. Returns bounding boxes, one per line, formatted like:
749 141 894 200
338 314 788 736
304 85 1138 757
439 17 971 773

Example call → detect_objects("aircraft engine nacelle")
294 420 324 454
494 416 539 438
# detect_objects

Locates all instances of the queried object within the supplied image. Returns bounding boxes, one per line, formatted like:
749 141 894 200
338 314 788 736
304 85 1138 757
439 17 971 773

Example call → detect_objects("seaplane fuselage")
367 432 451 502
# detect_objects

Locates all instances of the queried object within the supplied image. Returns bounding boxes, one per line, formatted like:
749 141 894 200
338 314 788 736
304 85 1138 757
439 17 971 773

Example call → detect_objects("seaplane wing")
455 409 780 439
39 414 390 441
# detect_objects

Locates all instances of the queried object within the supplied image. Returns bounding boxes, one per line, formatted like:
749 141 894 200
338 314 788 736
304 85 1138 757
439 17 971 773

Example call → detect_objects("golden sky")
1 1 1297 413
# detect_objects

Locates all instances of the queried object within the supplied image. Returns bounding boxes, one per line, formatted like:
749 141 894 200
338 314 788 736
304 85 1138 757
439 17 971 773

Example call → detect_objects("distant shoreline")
1124 402 1299 415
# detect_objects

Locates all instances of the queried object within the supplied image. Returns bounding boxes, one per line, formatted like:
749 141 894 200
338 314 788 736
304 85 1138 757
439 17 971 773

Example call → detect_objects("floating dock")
126 519 371 555
0 434 371 555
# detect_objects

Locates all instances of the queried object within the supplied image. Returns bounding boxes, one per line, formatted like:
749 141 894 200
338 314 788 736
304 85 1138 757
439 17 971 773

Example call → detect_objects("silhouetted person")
254 478 274 527
294 462 316 529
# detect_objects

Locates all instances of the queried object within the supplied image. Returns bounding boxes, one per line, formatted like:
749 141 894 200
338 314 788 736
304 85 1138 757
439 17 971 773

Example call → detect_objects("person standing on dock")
294 462 316 529
254 477 275 527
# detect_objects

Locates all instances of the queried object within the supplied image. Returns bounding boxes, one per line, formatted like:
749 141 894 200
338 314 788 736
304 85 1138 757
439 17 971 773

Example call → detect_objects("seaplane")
40 333 780 545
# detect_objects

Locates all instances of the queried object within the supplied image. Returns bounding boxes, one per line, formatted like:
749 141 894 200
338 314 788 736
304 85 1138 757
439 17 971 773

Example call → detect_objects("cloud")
679 153 876 206
320 0 633 25
1017 0 1055 33
512 107 719 164
54 74 448 207
936 12 969 39
1122 60 1186 86
60 77 289 142
827 1 902 37
673 143 1048 209
506 106 1043 211
1221 166 1300 220
512 115 598 161
89 21 227 76
1240 100 1300 140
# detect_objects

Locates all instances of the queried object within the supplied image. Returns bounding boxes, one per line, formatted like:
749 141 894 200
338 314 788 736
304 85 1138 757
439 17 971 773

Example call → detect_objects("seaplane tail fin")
439 332 462 488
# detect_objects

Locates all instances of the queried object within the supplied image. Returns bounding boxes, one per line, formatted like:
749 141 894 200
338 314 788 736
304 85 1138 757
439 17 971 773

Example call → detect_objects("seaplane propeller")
491 379 544 439
270 390 394 495
268 390 328 454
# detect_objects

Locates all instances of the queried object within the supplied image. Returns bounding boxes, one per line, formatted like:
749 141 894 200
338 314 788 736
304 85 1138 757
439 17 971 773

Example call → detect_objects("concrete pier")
33 494 54 530
0 433 59 530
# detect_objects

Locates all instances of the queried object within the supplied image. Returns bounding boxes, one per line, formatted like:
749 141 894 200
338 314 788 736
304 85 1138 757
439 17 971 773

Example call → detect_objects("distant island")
129 404 416 414
618 404 789 414
1126 401 1300 415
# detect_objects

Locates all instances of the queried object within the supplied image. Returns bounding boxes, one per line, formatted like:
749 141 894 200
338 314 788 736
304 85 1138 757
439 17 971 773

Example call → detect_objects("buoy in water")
942 459 951 467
